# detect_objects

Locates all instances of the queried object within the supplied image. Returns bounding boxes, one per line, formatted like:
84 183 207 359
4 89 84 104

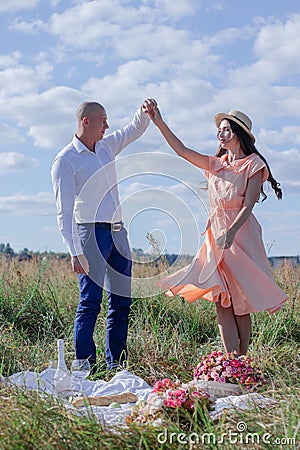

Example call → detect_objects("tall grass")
0 255 299 449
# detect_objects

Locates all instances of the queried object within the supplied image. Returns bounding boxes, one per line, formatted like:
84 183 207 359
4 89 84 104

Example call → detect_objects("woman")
147 102 288 355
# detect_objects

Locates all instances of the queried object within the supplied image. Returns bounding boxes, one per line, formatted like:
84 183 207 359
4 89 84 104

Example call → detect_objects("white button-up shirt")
51 107 150 256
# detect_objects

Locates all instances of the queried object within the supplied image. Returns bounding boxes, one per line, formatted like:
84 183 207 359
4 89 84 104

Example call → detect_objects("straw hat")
214 109 255 143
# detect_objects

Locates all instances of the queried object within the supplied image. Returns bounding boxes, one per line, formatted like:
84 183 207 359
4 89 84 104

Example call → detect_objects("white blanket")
2 369 275 428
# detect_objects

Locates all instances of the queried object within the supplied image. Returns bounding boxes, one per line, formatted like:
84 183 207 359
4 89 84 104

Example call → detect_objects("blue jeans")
74 223 132 370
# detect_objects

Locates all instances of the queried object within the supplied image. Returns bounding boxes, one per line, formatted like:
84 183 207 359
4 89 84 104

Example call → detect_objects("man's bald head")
76 102 106 122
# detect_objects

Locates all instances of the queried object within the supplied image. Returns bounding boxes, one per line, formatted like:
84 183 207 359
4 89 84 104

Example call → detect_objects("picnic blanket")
2 369 275 427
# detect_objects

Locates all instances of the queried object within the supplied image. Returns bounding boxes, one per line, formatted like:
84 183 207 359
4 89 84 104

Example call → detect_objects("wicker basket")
194 380 243 398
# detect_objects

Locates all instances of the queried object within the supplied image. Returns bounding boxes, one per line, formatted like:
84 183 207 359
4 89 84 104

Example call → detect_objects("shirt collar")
72 135 89 153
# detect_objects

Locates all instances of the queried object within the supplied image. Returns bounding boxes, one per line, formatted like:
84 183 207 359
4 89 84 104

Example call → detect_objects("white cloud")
113 26 220 80
0 192 55 215
81 60 163 116
49 0 142 49
143 0 199 19
0 0 39 13
50 0 61 7
0 152 38 174
8 17 47 34
0 11 298 166
273 86 300 118
258 126 300 146
0 51 22 69
27 124 72 150
0 124 25 145
229 14 300 85
202 25 255 48
47 0 214 73
3 86 82 149
205 2 223 12
261 147 300 191
0 62 53 97
254 14 300 65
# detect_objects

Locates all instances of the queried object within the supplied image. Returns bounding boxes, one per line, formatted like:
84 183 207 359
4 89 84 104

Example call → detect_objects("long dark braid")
215 119 282 201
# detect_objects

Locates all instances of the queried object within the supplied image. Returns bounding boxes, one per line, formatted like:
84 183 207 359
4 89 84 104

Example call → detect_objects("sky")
0 0 300 258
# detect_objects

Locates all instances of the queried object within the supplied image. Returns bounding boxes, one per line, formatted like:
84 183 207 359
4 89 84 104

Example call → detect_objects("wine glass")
71 359 90 396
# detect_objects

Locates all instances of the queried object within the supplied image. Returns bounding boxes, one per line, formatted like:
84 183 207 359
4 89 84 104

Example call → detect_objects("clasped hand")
142 98 163 123
142 98 157 113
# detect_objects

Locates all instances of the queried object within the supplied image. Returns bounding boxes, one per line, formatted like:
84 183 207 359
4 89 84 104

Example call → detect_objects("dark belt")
95 222 123 231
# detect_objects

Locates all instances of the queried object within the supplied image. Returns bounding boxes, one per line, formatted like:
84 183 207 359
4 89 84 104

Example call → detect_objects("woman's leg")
235 314 252 355
215 300 239 353
216 300 252 354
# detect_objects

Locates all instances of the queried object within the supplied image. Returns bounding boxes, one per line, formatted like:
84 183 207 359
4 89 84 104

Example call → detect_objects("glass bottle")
54 339 72 399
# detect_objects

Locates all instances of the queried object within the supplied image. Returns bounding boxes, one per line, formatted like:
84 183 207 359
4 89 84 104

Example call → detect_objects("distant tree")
4 243 15 257
18 248 32 261
165 253 177 265
0 243 5 254
132 248 145 256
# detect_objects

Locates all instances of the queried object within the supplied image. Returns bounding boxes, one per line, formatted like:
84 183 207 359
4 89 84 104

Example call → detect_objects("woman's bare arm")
149 105 209 170
216 170 263 249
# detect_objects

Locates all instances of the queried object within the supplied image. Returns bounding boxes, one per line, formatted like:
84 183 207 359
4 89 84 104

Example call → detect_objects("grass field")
0 255 299 449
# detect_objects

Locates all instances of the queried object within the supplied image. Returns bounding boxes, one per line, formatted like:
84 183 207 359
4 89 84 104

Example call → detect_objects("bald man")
51 99 155 372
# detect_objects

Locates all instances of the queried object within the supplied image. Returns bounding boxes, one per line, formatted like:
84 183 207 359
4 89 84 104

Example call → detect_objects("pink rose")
164 399 177 408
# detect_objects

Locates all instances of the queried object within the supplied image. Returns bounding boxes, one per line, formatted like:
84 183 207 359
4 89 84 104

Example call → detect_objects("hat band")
230 115 250 131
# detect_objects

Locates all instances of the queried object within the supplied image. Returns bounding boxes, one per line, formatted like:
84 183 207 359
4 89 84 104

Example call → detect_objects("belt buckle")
112 222 123 232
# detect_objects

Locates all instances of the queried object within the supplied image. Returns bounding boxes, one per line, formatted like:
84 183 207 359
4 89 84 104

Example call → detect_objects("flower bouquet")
193 351 266 398
126 378 215 426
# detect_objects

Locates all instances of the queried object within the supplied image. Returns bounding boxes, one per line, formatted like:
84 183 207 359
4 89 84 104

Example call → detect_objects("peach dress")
158 153 288 315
